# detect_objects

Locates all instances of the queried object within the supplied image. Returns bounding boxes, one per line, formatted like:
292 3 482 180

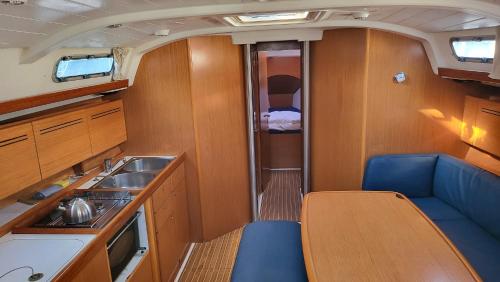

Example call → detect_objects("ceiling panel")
417 12 484 32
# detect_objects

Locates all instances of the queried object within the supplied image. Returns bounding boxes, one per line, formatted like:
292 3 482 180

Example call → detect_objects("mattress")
267 111 301 131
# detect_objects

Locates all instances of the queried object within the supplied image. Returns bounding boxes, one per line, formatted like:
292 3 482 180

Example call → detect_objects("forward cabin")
0 1 499 282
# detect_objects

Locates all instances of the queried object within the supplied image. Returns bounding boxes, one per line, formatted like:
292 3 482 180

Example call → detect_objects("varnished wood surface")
268 133 302 168
86 99 127 155
310 29 368 191
461 96 500 158
121 40 203 242
260 170 302 221
0 123 41 199
72 244 112 282
438 68 500 84
0 80 128 115
311 28 496 192
127 251 153 282
188 36 251 240
301 191 480 282
465 147 500 176
32 109 93 178
145 199 161 282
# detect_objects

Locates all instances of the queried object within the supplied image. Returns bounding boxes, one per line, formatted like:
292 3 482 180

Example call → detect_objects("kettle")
59 198 97 224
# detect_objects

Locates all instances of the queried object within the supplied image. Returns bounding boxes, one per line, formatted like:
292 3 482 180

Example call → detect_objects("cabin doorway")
246 41 307 222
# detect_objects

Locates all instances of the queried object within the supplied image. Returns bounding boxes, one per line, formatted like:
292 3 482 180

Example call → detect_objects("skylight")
224 11 323 26
451 37 496 63
238 12 309 23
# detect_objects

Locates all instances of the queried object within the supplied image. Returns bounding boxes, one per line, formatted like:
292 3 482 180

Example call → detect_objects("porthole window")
450 37 496 63
53 54 114 82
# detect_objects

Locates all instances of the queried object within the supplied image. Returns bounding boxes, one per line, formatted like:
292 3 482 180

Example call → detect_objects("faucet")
104 158 114 173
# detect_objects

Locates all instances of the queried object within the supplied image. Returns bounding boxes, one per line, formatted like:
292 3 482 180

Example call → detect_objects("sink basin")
96 172 155 189
121 157 172 174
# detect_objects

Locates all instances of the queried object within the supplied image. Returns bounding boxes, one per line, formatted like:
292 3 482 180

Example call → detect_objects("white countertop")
0 233 95 282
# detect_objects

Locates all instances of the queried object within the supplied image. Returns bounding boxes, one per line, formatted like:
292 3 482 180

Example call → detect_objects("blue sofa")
231 221 307 282
363 153 500 282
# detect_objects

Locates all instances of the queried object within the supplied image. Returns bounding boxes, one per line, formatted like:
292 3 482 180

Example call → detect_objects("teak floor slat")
260 170 302 222
180 228 243 282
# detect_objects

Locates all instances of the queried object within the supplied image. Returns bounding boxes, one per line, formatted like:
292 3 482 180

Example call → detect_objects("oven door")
107 212 144 280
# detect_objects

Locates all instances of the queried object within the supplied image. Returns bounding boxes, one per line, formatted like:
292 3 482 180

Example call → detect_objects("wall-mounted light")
393 72 407 84
154 29 170 37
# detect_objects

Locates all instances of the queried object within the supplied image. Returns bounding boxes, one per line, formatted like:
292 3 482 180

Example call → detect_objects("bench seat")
231 221 307 282
363 153 500 282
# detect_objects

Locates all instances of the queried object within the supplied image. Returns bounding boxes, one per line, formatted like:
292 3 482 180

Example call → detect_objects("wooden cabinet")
461 96 500 157
32 109 92 178
149 164 190 282
87 100 127 155
127 251 153 282
72 245 112 282
0 123 41 199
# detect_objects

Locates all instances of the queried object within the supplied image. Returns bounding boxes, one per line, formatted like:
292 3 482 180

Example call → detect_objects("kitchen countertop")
0 233 95 281
0 154 183 282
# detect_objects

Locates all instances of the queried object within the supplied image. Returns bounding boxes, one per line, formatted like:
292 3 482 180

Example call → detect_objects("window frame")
53 54 114 83
449 36 496 64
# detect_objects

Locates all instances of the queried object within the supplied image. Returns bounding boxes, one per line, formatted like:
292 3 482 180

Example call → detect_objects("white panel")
379 7 427 23
0 29 46 47
0 3 86 24
398 9 457 28
445 17 500 31
0 13 66 34
418 12 484 32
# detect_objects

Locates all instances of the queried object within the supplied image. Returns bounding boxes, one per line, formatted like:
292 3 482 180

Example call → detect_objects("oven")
106 205 148 281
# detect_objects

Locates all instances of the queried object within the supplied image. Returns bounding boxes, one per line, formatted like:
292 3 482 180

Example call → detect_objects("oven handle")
107 212 141 251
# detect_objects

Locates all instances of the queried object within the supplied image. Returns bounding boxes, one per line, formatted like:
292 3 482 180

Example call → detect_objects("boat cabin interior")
0 0 499 281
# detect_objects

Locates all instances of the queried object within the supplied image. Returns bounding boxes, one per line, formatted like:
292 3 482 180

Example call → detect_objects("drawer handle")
39 118 83 135
91 107 121 120
481 108 500 117
0 134 28 148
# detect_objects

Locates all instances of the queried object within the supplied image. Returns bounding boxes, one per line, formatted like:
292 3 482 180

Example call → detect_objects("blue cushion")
433 155 500 240
231 221 307 282
411 197 465 221
363 154 438 197
436 219 500 282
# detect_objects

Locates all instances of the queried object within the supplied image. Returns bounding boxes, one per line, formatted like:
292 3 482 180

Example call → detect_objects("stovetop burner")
33 190 131 229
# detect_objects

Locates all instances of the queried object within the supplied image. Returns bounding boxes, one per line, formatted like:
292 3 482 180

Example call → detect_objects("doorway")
246 41 307 222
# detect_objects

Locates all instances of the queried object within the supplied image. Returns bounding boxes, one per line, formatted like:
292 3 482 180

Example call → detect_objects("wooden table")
301 191 480 282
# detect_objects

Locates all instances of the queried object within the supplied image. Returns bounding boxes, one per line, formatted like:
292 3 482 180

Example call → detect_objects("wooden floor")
179 228 243 282
179 170 302 281
259 170 302 222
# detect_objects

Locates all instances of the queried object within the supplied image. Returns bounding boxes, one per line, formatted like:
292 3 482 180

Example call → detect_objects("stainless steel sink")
96 172 156 189
121 157 172 174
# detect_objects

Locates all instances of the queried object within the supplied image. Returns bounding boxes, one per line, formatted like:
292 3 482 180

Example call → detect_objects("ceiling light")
154 29 170 36
1 0 27 5
224 11 324 27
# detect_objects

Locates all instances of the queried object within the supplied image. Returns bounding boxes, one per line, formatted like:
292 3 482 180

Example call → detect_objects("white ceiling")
0 0 499 58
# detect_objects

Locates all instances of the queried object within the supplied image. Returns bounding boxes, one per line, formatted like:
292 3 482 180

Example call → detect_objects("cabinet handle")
39 118 83 135
0 134 28 148
91 107 121 120
481 108 500 117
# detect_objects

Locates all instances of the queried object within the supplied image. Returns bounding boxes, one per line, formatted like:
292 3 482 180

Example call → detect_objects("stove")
32 190 131 229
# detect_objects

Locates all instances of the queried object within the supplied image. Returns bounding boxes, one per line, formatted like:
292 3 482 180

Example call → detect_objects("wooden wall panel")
120 40 203 241
311 28 496 192
310 29 368 191
188 36 251 240
364 30 472 162
267 56 301 78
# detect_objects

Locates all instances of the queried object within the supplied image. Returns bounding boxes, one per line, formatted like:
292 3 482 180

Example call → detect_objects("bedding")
266 110 301 131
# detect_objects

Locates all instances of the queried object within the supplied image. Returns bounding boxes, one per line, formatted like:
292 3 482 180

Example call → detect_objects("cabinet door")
155 205 178 282
174 180 190 261
0 123 41 199
474 104 500 157
87 100 127 155
32 110 92 178
127 251 153 282
72 245 112 282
